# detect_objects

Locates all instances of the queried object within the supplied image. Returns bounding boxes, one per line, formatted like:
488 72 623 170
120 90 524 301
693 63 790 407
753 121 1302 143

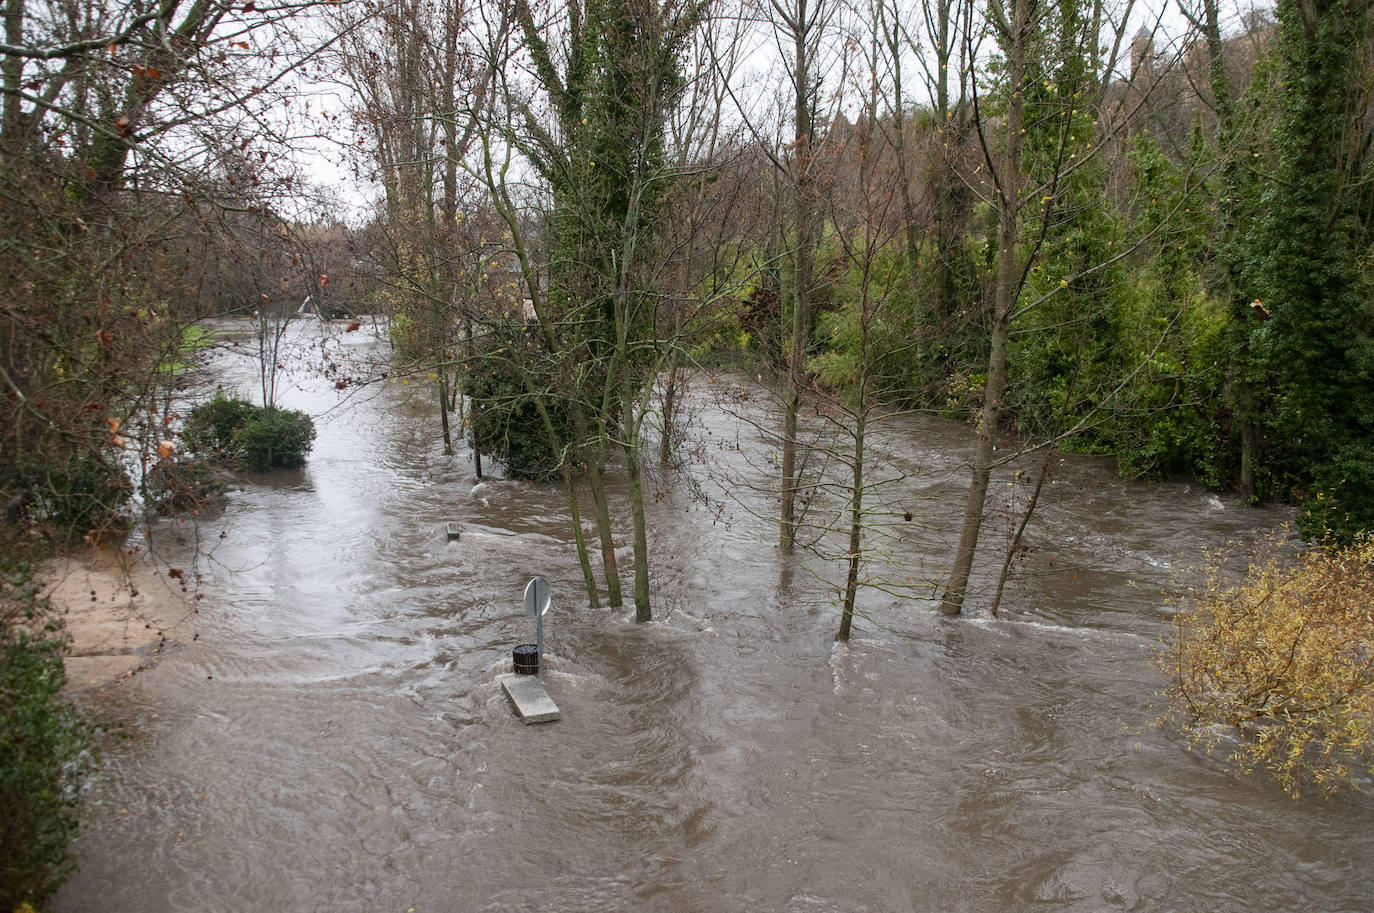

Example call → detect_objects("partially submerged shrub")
235 407 316 471
182 393 255 459
1161 532 1374 795
184 394 315 472
463 331 573 482
0 561 97 909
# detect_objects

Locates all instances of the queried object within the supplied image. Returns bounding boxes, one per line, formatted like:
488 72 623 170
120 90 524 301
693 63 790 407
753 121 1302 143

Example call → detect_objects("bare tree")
770 0 836 554
939 0 1143 615
333 0 494 458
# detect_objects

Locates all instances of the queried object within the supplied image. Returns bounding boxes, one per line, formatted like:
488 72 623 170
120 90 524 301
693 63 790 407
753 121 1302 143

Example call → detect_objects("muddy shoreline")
46 547 197 696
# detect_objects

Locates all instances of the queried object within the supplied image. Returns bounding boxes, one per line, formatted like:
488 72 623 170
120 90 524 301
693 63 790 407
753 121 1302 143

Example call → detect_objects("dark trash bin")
513 644 539 675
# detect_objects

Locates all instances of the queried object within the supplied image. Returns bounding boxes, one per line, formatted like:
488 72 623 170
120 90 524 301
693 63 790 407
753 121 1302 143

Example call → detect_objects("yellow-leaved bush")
1161 532 1374 796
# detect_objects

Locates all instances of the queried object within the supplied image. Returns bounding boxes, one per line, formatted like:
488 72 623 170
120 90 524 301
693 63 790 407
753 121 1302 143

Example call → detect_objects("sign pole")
535 605 543 676
523 576 551 678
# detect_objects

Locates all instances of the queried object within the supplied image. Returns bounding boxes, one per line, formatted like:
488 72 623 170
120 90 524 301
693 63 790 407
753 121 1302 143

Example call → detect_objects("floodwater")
58 323 1373 913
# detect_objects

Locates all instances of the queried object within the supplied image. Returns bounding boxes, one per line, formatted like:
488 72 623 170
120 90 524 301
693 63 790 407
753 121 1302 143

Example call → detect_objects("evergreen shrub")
184 394 316 472
0 561 97 909
463 329 572 482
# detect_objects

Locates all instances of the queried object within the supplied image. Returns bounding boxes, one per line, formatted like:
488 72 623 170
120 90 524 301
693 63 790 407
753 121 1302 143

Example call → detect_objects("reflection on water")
59 323 1373 913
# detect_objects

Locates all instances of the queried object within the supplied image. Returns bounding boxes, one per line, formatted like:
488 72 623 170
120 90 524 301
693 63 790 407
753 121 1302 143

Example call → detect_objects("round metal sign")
524 576 551 618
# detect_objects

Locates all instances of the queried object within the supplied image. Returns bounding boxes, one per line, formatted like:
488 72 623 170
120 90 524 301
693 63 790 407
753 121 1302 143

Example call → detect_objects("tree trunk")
81 0 223 197
988 448 1053 617
1 0 24 146
878 2 921 300
941 19 1023 615
940 305 1009 615
438 373 453 456
623 405 652 621
585 439 623 608
837 409 863 641
779 0 816 555
928 0 962 355
1237 380 1257 501
659 343 681 468
1200 0 1257 502
564 466 600 608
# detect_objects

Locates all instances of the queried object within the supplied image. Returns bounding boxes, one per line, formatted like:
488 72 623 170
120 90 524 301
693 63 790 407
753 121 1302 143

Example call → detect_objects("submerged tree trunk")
623 404 652 622
465 318 482 479
780 369 803 551
779 0 818 555
940 305 1010 616
988 448 1054 617
584 431 623 608
941 17 1023 615
438 373 453 456
837 408 864 641
564 466 599 608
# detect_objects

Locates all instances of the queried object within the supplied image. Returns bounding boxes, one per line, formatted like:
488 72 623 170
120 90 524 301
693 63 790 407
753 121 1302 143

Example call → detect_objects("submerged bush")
184 394 315 472
0 562 97 909
235 407 316 471
463 329 573 482
182 393 256 460
1161 532 1374 795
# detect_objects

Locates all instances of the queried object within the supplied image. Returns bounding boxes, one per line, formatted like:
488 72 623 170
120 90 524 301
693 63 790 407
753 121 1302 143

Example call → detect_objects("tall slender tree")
940 0 1138 614
772 0 832 554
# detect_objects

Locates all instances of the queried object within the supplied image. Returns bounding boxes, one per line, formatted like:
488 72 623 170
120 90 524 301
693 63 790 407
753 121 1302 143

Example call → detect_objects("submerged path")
59 323 1373 913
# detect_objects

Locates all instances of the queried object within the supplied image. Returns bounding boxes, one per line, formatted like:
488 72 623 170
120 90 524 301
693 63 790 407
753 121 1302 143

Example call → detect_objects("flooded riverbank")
57 323 1372 913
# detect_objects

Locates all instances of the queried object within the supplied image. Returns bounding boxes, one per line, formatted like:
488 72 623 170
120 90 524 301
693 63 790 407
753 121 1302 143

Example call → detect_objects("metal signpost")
524 576 551 675
503 576 560 722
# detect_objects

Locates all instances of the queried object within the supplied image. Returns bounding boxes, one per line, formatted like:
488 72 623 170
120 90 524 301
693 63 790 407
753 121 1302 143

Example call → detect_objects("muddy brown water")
57 323 1373 912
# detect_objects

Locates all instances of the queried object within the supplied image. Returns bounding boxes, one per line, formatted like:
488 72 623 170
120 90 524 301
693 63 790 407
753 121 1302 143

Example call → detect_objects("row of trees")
3 0 1362 659
327 0 1374 795
331 0 1374 632
3 0 1370 838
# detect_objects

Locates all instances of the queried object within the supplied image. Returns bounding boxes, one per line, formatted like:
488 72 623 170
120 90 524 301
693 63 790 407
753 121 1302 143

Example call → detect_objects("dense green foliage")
776 8 1374 544
0 562 97 909
514 0 694 416
185 394 317 472
810 248 922 402
5 453 135 544
235 408 319 473
183 395 258 460
1243 0 1374 540
464 329 574 482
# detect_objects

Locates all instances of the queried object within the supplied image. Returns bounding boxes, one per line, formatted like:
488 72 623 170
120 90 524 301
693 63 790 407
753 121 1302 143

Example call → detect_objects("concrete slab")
499 673 560 724
445 522 461 541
